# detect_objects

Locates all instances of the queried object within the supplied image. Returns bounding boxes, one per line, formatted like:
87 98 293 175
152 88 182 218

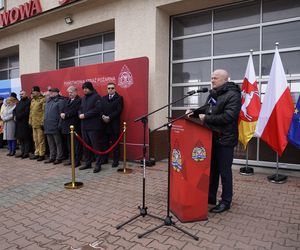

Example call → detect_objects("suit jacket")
101 92 123 134
15 97 31 139
60 95 81 134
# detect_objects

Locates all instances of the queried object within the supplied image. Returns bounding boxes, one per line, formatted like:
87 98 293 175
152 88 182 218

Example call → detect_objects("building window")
0 0 4 10
0 55 20 80
171 0 300 166
57 32 115 69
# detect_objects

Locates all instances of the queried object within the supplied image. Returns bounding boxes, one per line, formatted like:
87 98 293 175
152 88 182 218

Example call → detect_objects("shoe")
44 159 55 164
112 162 119 168
209 202 230 213
22 154 29 159
15 154 23 158
63 161 71 166
93 165 102 173
30 155 39 160
79 165 92 170
7 152 12 156
53 160 62 165
37 156 45 161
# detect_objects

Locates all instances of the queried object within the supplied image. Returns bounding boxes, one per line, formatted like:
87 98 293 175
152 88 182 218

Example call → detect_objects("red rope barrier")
75 130 125 155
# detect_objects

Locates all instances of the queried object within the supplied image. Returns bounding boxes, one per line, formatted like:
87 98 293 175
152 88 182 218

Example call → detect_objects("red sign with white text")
21 57 149 160
0 0 42 28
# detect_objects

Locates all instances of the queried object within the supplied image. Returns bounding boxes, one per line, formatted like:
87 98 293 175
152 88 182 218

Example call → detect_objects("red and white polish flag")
254 48 294 156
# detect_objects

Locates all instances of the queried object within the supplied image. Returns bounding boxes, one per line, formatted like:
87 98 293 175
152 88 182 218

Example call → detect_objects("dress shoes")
93 165 102 173
22 154 29 159
53 159 62 165
44 159 55 164
79 165 92 170
37 156 45 161
30 155 39 160
15 153 23 158
209 202 230 213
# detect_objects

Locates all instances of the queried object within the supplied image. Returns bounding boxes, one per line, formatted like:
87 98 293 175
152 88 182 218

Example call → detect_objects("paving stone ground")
0 147 299 250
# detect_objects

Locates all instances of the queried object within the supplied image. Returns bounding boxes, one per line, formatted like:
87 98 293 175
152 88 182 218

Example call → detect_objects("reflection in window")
58 32 115 69
214 29 259 56
173 11 211 37
214 0 260 30
173 36 211 60
262 21 300 50
263 0 300 22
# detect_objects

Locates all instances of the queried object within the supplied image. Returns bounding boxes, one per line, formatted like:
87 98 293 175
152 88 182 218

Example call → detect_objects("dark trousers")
209 142 234 206
66 133 82 164
8 140 17 154
19 137 31 155
81 129 104 167
103 131 120 163
0 133 3 148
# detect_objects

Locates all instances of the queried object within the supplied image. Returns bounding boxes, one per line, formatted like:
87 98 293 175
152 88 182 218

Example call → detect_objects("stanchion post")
64 125 84 189
117 122 132 174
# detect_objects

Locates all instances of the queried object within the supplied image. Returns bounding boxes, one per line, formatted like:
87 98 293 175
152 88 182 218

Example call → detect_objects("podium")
170 118 212 222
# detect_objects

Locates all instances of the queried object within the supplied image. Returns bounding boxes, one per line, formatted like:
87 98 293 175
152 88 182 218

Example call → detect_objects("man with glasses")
101 82 124 168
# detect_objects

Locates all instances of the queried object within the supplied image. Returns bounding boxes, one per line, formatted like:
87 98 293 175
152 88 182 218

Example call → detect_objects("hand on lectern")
199 114 205 125
185 109 193 117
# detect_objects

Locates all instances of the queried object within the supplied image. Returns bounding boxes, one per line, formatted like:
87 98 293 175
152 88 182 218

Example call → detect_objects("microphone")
187 88 209 95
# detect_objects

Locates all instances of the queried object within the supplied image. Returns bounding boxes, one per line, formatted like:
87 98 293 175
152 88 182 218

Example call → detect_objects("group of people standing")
0 81 123 174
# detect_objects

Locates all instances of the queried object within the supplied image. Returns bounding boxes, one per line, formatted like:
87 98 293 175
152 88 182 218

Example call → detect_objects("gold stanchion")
117 122 132 174
64 125 84 189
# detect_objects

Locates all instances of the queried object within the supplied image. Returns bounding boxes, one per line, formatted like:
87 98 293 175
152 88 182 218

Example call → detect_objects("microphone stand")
116 90 204 231
137 111 199 240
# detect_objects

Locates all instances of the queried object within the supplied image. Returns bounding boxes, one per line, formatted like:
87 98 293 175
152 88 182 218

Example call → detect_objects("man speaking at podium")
188 69 241 213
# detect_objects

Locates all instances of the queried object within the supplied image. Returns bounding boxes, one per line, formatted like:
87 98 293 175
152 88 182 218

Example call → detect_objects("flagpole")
239 144 254 175
267 152 287 184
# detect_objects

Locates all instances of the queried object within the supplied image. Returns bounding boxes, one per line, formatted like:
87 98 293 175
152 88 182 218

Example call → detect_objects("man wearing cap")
78 81 104 173
44 88 65 165
29 86 46 161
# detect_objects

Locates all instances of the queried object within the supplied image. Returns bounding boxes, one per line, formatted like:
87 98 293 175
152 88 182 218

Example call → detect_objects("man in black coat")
192 69 241 213
60 86 82 167
78 81 104 173
101 83 124 168
15 90 31 158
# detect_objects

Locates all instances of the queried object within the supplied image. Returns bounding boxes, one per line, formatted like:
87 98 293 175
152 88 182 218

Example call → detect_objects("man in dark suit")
101 82 124 168
60 86 82 167
15 90 31 158
78 81 104 173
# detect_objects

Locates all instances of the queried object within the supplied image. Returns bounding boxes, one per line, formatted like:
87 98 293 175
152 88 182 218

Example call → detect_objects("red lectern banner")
170 118 212 222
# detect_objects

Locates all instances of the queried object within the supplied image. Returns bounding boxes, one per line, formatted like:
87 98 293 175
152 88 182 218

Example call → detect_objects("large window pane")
262 21 300 50
59 59 77 69
103 33 115 50
103 52 114 62
214 56 259 80
214 1 260 30
172 86 210 107
172 61 211 83
173 11 211 37
9 55 19 68
262 51 300 76
79 55 101 66
173 36 211 60
79 36 102 55
263 0 300 22
59 41 78 59
214 28 259 56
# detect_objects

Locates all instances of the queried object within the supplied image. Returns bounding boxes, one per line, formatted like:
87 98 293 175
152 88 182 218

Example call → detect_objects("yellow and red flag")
238 53 261 148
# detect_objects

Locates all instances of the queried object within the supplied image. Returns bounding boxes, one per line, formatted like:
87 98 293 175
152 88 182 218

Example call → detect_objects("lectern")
170 118 212 222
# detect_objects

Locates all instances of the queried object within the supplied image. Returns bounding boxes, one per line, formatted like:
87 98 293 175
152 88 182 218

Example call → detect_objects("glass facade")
171 0 300 166
57 32 115 69
0 55 19 80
